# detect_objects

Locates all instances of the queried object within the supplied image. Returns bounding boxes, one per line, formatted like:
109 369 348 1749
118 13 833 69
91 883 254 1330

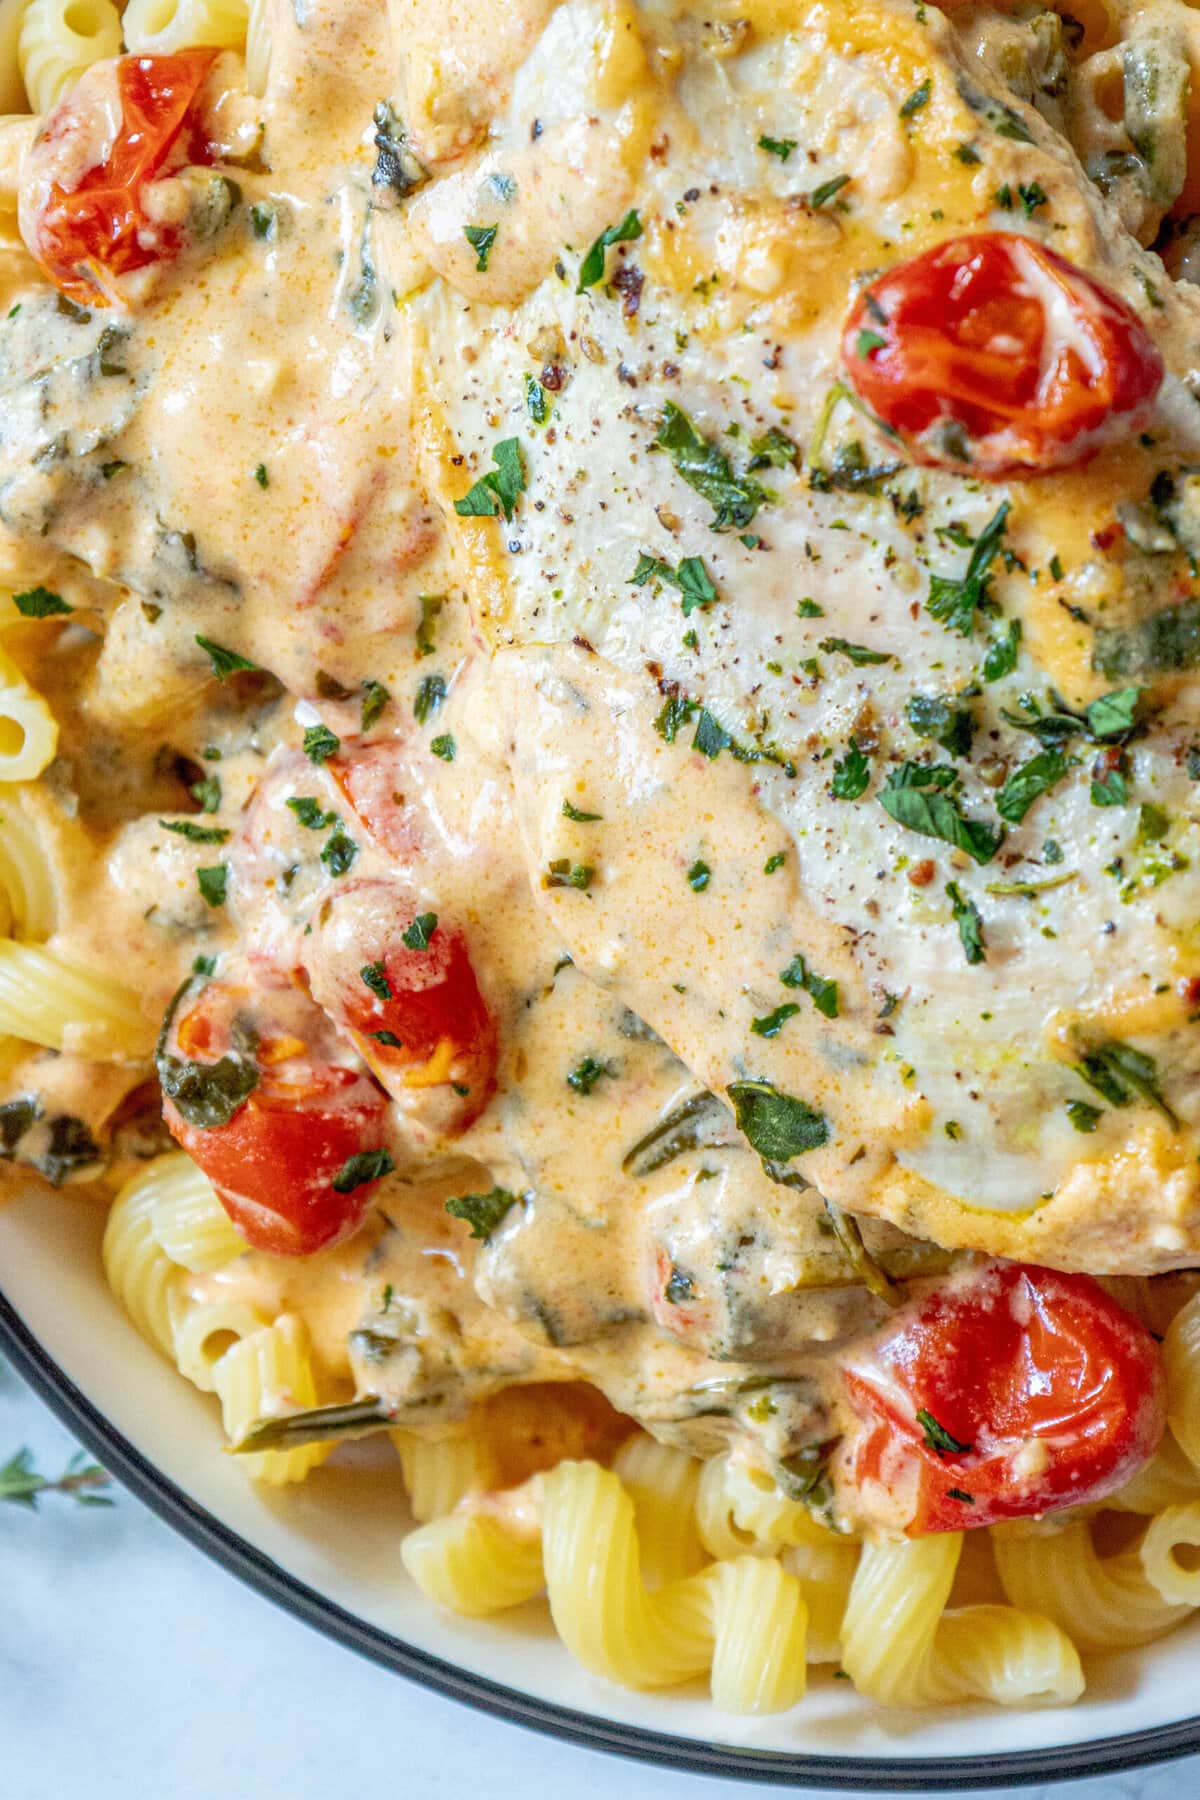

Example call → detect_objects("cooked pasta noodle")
0 939 151 1056
146 1150 248 1273
172 1292 269 1393
843 1535 1084 1708
211 1315 331 1485
103 1156 187 1356
1139 1502 1200 1607
243 0 267 93
1107 1431 1200 1514
0 785 55 941
121 0 248 55
401 1507 546 1616
611 1434 705 1589
1165 1293 1200 1471
393 1428 494 1524
0 1 29 114
992 1517 1191 1650
0 642 57 783
18 0 121 112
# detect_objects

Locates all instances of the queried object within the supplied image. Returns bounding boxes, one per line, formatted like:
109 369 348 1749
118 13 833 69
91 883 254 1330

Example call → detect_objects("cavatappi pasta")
5 0 1200 1726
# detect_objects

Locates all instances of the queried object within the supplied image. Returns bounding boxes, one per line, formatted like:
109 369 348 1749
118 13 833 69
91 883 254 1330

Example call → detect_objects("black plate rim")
2 1286 1198 1790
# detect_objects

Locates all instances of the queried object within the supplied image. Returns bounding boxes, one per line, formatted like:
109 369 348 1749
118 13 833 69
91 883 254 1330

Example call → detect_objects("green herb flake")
981 619 1022 682
796 598 824 618
563 798 602 822
758 135 797 161
453 438 527 522
764 851 787 874
320 826 359 878
630 550 719 615
916 1409 972 1456
545 859 594 892
361 961 392 1002
414 673 447 724
566 1056 615 1095
1091 769 1129 807
525 375 548 424
360 679 390 732
287 796 336 830
446 1186 517 1240
416 594 443 657
332 1148 395 1194
727 1079 830 1160
751 1002 801 1038
577 209 642 292
303 723 340 764
1065 1098 1103 1133
12 587 72 618
900 78 932 119
818 635 891 666
831 738 870 801
927 502 1010 637
879 763 1004 864
946 881 986 965
996 749 1070 825
464 224 498 271
687 857 713 891
195 635 259 681
430 733 456 761
196 864 229 908
158 818 230 846
254 462 269 489
808 173 850 209
855 328 887 358
654 402 767 533
402 912 438 951
780 954 839 1019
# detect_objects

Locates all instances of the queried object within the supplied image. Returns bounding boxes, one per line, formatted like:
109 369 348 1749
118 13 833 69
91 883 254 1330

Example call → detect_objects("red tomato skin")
842 233 1163 475
840 1262 1166 1535
25 50 218 306
160 980 390 1257
304 879 499 1133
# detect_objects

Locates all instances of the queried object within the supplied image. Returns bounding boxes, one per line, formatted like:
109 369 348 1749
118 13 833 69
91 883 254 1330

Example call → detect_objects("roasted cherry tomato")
159 976 390 1256
842 232 1163 474
305 879 499 1133
839 1261 1165 1534
21 50 218 306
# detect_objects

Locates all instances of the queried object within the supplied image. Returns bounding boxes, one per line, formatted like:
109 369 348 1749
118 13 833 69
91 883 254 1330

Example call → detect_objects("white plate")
1 1179 1197 1789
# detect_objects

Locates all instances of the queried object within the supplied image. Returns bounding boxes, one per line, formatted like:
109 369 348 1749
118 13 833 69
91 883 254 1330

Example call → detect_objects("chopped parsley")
758 135 796 161
818 636 891 666
1091 768 1128 807
254 463 269 489
780 954 839 1018
831 739 870 801
808 173 850 209
946 882 986 965
577 210 642 292
525 375 548 424
995 749 1070 824
196 865 228 908
562 799 602 822
453 438 526 522
899 78 932 119
158 819 230 845
687 859 711 891
463 224 498 271
320 826 358 877
907 694 974 758
751 1002 801 1039
401 912 438 951
796 599 824 618
12 587 71 618
190 774 222 814
916 1409 972 1456
287 796 336 830
430 733 456 761
566 1056 615 1095
416 594 443 657
446 1186 517 1240
360 679 390 732
630 551 719 615
654 402 768 533
195 635 260 680
764 851 787 874
1073 1041 1177 1127
332 1148 395 1193
414 673 446 723
981 619 1022 682
927 503 1010 637
1065 1098 1103 1133
747 428 799 471
545 860 593 891
361 962 392 1001
879 763 1003 864
302 722 340 764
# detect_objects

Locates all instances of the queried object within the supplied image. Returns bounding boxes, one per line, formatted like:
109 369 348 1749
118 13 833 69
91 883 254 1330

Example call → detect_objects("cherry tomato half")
305 879 499 1133
842 232 1163 475
839 1261 1165 1534
159 977 390 1256
22 50 218 307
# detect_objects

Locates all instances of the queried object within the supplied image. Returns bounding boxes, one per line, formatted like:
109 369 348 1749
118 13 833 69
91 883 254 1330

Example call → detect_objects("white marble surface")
1 1358 1196 1800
